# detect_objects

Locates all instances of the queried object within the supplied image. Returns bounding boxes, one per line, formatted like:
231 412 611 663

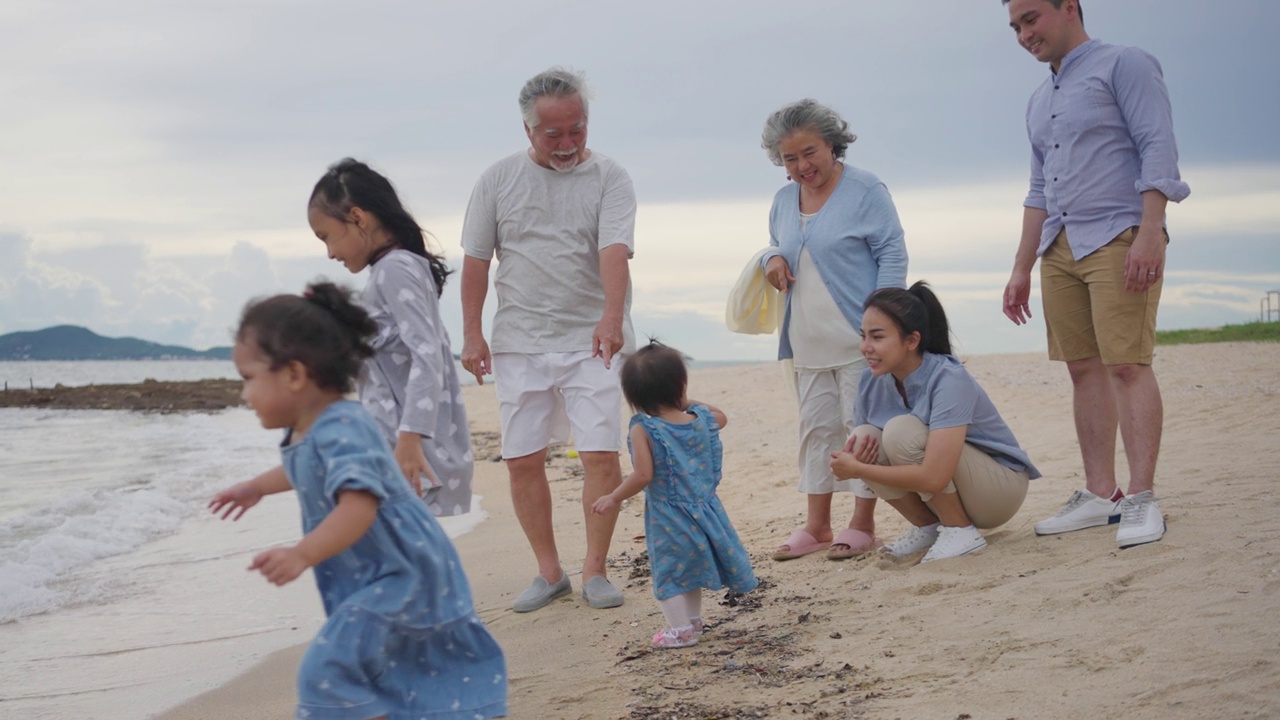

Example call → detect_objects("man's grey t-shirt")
461 150 636 355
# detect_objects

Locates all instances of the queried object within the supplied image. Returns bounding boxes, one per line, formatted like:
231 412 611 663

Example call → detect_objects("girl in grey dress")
308 158 474 516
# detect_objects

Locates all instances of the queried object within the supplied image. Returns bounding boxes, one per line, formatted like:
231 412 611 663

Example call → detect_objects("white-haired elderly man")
460 67 636 613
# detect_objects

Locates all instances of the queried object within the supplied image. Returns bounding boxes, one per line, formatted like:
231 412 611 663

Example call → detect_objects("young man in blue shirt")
1000 0 1190 548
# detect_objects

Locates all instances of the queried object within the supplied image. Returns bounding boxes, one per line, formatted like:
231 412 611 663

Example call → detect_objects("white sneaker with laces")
921 525 988 563
882 523 940 558
1034 489 1121 535
1116 490 1165 548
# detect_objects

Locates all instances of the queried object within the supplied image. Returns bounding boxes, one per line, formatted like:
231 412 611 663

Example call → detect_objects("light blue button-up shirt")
1024 39 1191 260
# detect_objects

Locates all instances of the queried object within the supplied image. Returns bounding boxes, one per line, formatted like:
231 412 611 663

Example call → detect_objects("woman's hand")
843 434 880 464
249 547 310 586
592 494 620 515
395 432 439 497
829 450 865 480
209 482 264 521
765 256 795 292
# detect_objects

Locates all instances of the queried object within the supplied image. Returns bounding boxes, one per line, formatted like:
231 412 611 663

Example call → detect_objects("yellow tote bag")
725 248 784 335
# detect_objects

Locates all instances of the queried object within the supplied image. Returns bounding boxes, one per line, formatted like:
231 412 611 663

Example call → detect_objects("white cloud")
0 236 340 350
3 2 1279 359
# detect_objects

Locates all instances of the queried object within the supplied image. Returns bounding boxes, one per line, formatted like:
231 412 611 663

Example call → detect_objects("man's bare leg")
578 450 622 581
1108 363 1162 496
507 449 562 583
1066 356 1120 498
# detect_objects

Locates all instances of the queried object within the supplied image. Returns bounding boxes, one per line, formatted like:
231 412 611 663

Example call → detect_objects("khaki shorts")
1041 227 1165 366
493 350 623 459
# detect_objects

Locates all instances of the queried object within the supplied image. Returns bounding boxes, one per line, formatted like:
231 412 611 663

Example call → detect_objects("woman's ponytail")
863 280 953 357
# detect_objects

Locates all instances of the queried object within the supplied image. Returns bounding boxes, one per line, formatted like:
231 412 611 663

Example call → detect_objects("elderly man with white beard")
459 66 637 613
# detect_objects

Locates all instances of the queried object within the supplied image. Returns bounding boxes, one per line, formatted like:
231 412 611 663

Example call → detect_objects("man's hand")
460 335 492 385
592 316 624 369
764 255 795 292
1123 226 1166 293
1002 272 1034 325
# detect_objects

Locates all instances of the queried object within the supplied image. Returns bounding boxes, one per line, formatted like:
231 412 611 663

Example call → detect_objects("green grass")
1156 320 1280 346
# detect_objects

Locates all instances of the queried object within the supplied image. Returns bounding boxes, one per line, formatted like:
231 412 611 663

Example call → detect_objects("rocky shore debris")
0 378 244 413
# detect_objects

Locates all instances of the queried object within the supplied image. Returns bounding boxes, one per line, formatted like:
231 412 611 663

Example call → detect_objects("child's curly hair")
236 281 376 393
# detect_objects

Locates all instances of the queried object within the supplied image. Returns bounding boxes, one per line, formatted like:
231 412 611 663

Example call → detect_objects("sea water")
0 360 242 389
0 362 489 720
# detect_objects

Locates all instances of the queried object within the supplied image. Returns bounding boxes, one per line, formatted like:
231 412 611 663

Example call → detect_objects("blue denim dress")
282 401 506 720
630 404 758 601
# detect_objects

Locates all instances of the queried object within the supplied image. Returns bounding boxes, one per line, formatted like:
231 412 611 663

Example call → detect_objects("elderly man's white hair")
518 67 592 128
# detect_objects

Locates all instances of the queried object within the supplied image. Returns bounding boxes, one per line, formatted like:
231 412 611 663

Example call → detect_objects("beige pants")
853 416 1029 529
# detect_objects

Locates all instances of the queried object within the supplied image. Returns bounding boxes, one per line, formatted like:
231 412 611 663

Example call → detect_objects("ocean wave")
0 486 191 623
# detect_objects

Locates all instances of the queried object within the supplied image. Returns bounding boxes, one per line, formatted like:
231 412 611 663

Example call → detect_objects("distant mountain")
0 325 232 361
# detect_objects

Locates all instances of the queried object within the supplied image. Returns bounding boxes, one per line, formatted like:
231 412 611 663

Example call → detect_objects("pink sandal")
826 528 882 561
771 529 830 561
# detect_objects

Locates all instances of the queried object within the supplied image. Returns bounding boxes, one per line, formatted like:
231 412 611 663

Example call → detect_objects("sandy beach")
156 342 1280 720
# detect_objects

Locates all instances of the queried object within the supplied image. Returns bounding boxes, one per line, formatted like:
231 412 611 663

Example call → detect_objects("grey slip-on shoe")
513 573 571 613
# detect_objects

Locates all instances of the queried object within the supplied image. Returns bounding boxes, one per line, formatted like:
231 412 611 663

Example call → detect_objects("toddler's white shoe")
652 624 699 649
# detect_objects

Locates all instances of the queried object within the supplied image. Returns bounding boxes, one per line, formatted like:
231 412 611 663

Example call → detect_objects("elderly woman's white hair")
761 99 857 167
518 67 593 128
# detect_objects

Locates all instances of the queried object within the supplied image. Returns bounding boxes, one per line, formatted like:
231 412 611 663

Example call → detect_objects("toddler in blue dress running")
592 341 758 649
210 281 507 720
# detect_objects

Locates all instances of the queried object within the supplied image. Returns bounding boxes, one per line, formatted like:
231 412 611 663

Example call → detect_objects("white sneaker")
921 525 988 563
1116 490 1165 548
882 523 940 558
1033 489 1121 535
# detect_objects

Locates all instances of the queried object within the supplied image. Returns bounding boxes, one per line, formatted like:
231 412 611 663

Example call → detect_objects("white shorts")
493 350 624 459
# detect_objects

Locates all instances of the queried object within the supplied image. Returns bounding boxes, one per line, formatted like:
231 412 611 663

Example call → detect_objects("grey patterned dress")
359 249 474 516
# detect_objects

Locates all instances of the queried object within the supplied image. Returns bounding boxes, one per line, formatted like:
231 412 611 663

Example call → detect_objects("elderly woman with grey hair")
761 98 909 562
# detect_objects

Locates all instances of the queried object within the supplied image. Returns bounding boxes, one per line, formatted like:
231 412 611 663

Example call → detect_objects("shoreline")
153 343 1280 719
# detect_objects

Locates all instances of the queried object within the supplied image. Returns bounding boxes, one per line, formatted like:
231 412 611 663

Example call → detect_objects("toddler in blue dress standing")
210 281 507 720
592 341 758 649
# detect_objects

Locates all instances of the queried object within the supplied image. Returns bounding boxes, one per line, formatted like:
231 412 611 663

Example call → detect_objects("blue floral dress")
630 404 758 601
282 401 506 720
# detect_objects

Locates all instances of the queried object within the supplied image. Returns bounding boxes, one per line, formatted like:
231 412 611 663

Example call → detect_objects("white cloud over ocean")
3 162 1276 359
1 2 1277 359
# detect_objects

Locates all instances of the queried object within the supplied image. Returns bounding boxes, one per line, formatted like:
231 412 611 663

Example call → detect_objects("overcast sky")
2 1 1277 360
